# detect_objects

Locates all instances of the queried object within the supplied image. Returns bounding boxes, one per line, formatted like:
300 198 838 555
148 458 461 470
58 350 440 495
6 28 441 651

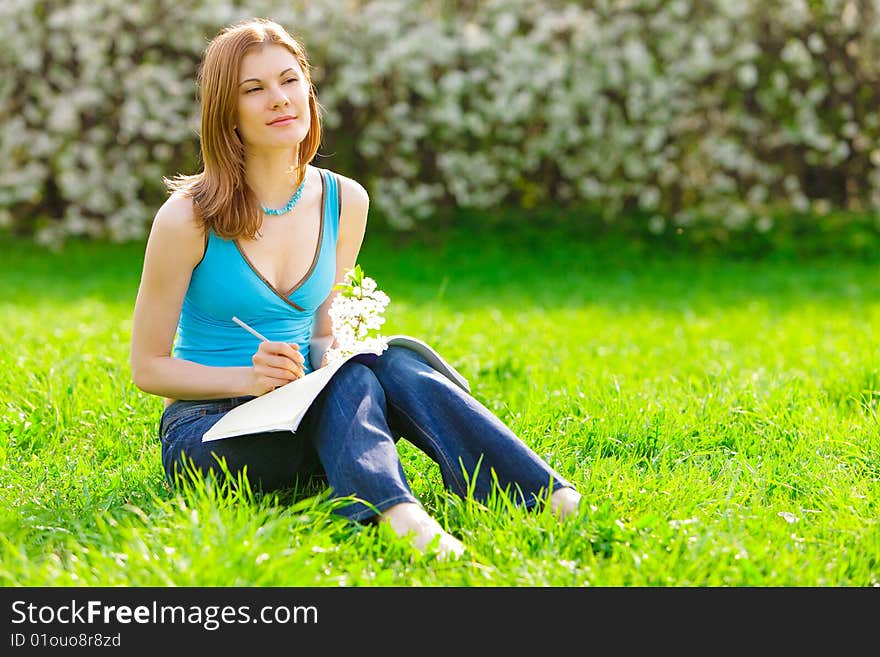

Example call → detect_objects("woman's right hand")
248 341 305 396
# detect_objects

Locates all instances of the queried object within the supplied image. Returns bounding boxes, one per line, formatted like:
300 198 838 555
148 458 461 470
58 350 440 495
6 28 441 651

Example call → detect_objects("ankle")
550 487 582 520
379 502 465 558
380 503 426 533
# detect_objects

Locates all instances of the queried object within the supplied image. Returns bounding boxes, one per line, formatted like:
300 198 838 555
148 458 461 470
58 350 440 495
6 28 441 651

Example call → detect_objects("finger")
263 375 293 387
262 341 305 365
252 352 289 372
258 340 289 354
281 342 305 364
265 354 304 375
261 375 293 392
260 342 305 366
261 361 304 383
261 366 297 382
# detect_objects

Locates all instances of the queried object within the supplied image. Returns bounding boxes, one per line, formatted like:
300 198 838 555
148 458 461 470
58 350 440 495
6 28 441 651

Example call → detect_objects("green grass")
0 225 878 586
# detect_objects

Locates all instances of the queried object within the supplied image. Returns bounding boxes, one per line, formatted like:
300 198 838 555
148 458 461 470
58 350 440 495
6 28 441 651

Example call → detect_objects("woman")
130 17 581 559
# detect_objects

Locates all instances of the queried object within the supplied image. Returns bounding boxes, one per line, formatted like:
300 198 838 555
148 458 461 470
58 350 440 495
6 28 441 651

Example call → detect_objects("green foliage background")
3 0 880 246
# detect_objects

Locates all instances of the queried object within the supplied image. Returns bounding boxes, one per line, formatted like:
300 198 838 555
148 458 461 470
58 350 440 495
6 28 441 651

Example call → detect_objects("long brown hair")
165 18 323 239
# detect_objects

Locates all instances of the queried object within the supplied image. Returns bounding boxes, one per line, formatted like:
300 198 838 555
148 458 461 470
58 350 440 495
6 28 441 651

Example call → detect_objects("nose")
270 86 290 109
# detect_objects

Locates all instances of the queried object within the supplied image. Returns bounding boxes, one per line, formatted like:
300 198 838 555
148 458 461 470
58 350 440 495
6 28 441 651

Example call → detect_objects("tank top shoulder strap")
319 167 341 233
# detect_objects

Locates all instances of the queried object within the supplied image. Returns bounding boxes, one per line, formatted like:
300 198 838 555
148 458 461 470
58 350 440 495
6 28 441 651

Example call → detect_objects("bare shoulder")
334 172 368 201
153 192 200 233
334 172 369 213
146 192 205 267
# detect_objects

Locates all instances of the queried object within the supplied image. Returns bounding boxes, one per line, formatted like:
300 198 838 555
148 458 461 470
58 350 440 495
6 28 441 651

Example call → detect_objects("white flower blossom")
324 265 391 365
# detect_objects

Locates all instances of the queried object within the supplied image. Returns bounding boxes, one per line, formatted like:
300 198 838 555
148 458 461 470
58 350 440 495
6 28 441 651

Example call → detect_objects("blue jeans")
159 346 573 521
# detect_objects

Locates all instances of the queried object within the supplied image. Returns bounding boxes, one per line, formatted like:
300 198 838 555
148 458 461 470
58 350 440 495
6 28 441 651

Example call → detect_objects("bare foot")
380 502 465 559
550 487 582 520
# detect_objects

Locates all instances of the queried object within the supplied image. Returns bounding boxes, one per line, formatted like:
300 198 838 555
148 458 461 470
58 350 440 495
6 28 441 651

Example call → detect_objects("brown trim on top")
233 242 306 311
335 173 342 223
193 227 209 270
282 168 326 297
232 168 326 312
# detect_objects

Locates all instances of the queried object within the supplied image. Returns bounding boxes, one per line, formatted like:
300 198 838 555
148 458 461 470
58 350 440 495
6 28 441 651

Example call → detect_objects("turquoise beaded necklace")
261 177 306 216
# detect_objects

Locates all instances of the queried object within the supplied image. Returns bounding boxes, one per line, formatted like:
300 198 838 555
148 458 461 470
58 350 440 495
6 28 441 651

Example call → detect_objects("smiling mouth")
268 116 296 125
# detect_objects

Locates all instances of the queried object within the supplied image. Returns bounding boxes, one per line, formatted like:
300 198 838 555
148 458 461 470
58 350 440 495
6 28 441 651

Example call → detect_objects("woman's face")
235 43 311 152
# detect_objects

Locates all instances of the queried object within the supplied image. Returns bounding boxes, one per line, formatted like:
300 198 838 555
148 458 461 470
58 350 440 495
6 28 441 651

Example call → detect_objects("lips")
268 115 296 126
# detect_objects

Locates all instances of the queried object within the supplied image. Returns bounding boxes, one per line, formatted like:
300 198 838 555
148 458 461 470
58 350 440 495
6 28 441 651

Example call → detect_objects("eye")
244 87 261 94
284 77 298 85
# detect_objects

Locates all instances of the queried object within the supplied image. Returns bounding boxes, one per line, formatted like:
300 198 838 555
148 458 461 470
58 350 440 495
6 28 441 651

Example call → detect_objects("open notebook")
202 335 470 442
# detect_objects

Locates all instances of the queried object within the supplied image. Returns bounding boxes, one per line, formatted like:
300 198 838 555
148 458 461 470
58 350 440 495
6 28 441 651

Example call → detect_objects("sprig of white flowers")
324 264 391 365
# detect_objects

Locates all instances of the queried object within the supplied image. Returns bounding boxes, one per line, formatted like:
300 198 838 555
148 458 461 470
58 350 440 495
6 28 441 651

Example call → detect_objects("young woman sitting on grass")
129 17 581 559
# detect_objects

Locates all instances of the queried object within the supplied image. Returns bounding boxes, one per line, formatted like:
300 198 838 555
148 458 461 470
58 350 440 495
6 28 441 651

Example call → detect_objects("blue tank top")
173 167 340 375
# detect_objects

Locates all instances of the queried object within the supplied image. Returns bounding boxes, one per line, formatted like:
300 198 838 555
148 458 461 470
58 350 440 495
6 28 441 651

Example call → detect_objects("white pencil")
231 316 270 342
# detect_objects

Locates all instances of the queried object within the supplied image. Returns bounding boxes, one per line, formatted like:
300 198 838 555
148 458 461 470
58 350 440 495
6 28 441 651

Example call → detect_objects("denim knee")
370 345 430 384
326 360 385 399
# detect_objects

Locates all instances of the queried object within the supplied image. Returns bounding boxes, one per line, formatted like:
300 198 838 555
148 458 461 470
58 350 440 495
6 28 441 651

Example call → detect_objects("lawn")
0 223 878 586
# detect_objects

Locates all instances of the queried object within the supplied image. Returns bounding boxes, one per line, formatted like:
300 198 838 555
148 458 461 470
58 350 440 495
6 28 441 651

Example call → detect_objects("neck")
244 148 304 208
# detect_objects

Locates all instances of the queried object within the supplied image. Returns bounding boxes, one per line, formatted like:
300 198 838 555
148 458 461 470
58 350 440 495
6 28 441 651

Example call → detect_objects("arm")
129 193 304 400
310 175 370 370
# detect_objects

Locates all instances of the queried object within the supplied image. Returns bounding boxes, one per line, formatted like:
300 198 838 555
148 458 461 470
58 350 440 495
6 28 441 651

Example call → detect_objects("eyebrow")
238 68 296 86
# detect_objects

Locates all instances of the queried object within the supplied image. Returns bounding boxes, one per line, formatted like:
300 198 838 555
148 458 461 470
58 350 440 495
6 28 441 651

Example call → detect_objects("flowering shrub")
324 264 390 365
3 0 880 245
